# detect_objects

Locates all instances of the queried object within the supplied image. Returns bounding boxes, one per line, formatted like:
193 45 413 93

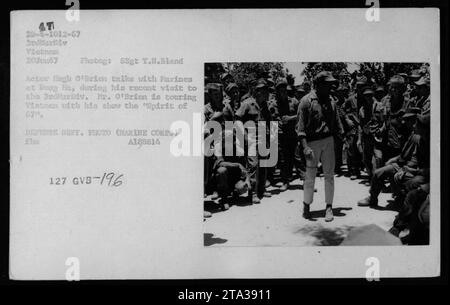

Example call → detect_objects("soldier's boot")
357 196 378 207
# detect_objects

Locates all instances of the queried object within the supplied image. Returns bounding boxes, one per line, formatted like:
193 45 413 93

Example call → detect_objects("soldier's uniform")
265 97 280 185
274 80 300 187
347 93 365 172
358 88 387 179
235 79 274 202
334 84 351 175
293 86 308 179
406 77 430 115
340 92 360 178
384 104 408 160
204 83 227 197
380 77 412 161
213 130 248 210
222 83 241 122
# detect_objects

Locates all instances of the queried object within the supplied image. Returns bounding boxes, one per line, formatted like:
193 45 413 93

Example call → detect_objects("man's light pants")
303 136 335 205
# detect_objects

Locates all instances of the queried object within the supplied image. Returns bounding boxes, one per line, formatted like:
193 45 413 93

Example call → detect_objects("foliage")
204 63 225 83
301 62 349 83
205 62 430 89
205 62 287 88
357 62 428 86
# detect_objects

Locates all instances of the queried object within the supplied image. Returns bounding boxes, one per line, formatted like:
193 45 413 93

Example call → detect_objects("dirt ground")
204 169 398 247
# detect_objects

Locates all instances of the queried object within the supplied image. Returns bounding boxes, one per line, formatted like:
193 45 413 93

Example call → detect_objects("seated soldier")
213 130 250 210
389 107 424 201
389 183 429 244
357 114 430 208
410 193 430 245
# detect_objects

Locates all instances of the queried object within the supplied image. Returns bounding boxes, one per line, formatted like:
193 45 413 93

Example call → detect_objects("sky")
284 62 306 85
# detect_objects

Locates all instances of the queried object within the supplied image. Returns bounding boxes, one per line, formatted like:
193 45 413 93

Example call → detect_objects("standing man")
356 87 386 184
374 85 386 103
274 79 299 191
221 72 235 89
294 85 308 180
236 79 274 204
296 71 344 221
338 84 360 179
334 84 349 176
223 82 241 121
204 83 227 201
295 85 307 102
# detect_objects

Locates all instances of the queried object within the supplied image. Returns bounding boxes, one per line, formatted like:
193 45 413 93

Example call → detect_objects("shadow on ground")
204 200 223 214
204 196 253 214
293 224 355 246
309 207 352 219
370 200 401 212
204 233 228 246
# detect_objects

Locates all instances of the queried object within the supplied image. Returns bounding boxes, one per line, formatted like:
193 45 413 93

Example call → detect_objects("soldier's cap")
220 72 233 81
398 73 409 78
266 78 275 86
225 83 239 93
247 76 257 86
356 76 368 85
419 65 429 75
388 75 406 85
392 109 406 118
302 81 311 87
207 83 221 91
402 107 421 119
287 85 294 91
339 70 350 77
414 77 430 87
255 78 268 89
375 85 385 92
314 71 337 83
409 69 422 79
416 113 430 127
269 86 275 92
275 78 288 89
296 85 306 92
362 87 375 95
337 84 349 91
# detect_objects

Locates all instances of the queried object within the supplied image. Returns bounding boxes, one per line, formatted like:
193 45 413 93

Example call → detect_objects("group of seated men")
204 67 430 245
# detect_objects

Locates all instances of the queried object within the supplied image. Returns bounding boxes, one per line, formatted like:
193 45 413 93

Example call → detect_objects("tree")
381 63 427 82
301 62 349 83
223 62 287 87
204 63 226 83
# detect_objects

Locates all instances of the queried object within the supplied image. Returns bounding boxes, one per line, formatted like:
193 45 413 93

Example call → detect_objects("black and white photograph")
204 62 431 247
4 4 444 283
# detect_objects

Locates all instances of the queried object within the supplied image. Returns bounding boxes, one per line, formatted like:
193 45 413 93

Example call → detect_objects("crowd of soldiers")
204 64 431 245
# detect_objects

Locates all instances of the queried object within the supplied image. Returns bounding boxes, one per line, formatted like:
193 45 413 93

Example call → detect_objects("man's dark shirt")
275 96 299 138
296 90 344 142
381 94 410 150
398 133 429 171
